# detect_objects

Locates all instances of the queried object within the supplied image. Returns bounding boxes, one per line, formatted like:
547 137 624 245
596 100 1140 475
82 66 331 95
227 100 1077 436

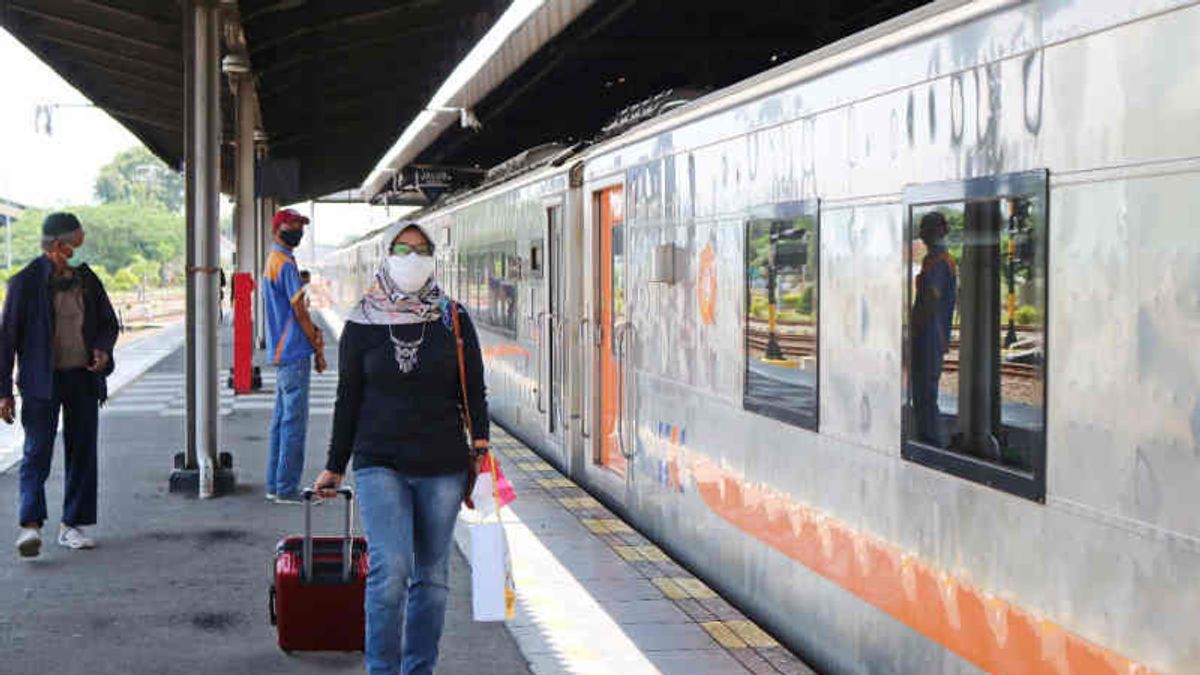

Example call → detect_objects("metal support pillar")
233 71 261 390
172 0 233 497
181 2 197 476
257 195 274 349
235 76 257 280
253 134 268 350
957 201 1002 461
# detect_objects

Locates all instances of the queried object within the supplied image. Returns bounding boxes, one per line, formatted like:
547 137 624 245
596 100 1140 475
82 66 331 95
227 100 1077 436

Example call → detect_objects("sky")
0 29 139 208
0 28 401 249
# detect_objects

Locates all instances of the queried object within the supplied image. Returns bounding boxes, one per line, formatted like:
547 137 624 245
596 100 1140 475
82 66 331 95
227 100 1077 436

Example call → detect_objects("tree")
94 146 184 213
10 203 184 276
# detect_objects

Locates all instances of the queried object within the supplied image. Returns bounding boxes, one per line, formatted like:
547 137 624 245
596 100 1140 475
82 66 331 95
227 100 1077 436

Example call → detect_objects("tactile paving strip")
489 428 816 675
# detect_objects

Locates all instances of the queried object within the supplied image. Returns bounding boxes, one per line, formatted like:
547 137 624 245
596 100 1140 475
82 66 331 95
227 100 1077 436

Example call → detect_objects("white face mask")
386 253 435 293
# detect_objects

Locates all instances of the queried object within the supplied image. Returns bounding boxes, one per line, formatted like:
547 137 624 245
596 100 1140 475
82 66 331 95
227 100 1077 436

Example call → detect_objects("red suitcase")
268 486 369 652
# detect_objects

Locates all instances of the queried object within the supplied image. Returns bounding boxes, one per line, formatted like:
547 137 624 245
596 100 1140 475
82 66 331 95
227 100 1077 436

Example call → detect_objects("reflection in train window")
530 239 543 278
461 244 519 334
903 171 1047 501
743 203 819 431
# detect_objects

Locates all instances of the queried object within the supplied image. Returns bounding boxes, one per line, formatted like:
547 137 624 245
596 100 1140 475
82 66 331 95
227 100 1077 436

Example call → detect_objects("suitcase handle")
268 584 277 626
300 487 355 583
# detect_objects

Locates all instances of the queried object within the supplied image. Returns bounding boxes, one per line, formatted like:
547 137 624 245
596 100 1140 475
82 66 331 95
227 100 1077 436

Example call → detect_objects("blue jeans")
355 466 466 675
18 369 99 527
266 356 310 498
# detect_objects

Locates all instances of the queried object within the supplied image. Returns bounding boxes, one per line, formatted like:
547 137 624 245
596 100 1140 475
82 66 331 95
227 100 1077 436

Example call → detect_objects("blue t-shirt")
913 245 957 354
263 244 313 365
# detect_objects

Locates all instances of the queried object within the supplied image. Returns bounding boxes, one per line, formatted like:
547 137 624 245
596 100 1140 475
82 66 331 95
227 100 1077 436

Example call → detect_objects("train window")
530 239 543 278
464 244 519 335
902 171 1048 502
743 201 819 431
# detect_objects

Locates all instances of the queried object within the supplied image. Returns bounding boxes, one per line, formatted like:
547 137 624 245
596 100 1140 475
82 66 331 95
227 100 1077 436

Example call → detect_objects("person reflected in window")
911 212 957 447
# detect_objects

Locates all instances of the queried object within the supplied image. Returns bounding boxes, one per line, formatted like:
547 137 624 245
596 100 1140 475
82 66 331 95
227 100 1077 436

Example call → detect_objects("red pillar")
233 272 255 393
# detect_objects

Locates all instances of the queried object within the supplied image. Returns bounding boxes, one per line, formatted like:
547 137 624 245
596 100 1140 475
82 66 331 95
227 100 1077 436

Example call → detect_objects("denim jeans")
266 356 310 498
18 369 99 527
355 465 466 675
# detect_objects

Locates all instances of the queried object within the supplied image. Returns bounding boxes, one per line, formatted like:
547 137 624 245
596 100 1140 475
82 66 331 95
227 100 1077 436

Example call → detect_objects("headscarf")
345 221 448 326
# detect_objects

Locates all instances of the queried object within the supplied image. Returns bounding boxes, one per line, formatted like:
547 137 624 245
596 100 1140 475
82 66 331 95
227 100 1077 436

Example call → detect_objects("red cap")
272 208 310 231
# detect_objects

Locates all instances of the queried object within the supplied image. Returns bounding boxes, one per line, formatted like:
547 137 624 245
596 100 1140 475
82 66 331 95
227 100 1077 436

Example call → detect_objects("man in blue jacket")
0 213 119 558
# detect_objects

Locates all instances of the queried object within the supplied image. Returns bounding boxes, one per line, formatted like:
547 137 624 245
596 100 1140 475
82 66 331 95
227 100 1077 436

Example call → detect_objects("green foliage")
750 294 768 319
782 287 814 315
110 268 139 293
1014 304 1040 325
10 203 184 278
94 146 184 213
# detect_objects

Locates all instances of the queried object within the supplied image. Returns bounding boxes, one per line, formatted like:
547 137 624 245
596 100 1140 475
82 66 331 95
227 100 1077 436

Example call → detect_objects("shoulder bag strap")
451 301 472 438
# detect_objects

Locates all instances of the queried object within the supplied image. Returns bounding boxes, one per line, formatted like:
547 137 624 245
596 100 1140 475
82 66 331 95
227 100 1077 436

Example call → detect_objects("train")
321 1 1200 672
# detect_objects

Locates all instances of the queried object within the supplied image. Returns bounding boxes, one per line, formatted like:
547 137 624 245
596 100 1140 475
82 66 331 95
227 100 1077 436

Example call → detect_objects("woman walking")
315 221 489 675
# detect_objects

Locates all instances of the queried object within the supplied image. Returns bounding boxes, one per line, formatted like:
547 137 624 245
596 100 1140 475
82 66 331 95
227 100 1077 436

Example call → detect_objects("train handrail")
550 313 565 433
535 311 549 416
614 321 627 460
578 317 592 440
615 321 637 460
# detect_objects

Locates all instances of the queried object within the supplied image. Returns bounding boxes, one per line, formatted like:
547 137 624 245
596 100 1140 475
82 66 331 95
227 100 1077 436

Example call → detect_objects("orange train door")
597 186 626 476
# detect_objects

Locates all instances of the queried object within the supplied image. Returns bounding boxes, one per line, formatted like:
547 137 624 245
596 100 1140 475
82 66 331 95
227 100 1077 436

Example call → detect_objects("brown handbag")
451 302 480 506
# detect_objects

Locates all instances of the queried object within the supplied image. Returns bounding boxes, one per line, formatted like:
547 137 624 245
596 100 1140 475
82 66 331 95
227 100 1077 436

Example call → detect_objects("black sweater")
325 307 489 476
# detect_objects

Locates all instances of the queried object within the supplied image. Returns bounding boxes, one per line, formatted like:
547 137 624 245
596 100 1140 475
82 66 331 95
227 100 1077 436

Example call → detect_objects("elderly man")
0 213 119 557
264 208 326 504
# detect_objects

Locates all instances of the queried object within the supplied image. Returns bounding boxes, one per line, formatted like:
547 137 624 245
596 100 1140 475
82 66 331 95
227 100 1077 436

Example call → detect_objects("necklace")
387 322 427 373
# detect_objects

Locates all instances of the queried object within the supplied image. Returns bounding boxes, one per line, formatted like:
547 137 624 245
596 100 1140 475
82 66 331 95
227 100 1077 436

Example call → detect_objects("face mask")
279 229 304 247
386 253 435 293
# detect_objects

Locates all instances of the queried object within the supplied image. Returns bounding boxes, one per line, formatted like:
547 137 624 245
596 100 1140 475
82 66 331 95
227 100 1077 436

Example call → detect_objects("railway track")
746 328 1040 379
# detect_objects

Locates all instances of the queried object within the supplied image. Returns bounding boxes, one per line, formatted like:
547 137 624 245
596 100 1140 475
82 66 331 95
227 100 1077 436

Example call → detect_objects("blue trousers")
355 466 466 675
18 369 99 528
911 334 947 448
266 356 310 499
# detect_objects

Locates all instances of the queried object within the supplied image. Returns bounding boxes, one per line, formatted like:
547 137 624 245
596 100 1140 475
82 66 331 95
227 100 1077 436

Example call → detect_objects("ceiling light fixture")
362 0 547 195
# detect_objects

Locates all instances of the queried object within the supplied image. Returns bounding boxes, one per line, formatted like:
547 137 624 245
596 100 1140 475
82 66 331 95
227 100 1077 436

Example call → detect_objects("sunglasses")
391 241 434 257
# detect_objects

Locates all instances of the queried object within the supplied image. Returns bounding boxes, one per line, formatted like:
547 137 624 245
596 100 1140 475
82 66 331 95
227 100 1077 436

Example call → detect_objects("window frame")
901 169 1049 503
741 199 821 432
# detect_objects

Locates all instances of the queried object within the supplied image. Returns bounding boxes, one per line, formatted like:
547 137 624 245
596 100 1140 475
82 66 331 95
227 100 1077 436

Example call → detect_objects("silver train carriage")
322 1 1200 672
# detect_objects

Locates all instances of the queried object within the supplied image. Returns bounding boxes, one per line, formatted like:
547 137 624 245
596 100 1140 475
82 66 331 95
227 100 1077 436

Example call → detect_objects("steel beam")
49 52 183 94
10 4 178 58
34 33 180 76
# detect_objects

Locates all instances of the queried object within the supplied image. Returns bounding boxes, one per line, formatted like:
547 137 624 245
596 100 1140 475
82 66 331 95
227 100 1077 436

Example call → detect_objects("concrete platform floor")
0 330 528 675
0 316 816 675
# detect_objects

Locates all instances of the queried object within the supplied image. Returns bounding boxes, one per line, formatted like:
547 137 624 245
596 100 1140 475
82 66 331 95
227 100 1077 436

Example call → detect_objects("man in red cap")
263 208 326 504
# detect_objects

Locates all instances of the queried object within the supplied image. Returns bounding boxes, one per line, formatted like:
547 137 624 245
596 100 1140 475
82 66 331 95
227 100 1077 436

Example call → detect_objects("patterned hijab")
345 221 448 326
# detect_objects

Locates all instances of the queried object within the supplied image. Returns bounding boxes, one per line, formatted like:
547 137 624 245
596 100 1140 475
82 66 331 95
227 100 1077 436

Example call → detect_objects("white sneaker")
16 527 41 558
265 493 277 502
57 526 96 550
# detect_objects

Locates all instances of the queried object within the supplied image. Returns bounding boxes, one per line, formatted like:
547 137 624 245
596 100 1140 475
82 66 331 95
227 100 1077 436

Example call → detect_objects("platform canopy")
1 0 931 204
367 0 932 200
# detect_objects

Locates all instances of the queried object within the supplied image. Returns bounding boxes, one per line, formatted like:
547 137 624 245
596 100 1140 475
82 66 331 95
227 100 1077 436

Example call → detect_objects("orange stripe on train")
689 457 1154 675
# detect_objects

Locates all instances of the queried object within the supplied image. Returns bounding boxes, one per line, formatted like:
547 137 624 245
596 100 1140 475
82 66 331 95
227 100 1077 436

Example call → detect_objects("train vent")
485 143 571 183
597 87 706 140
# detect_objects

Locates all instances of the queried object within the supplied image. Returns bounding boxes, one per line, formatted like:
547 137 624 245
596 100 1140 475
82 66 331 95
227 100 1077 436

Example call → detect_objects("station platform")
0 318 815 675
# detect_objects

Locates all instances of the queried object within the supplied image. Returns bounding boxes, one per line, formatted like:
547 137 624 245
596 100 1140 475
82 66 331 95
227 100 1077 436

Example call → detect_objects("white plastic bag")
470 472 497 518
470 521 515 621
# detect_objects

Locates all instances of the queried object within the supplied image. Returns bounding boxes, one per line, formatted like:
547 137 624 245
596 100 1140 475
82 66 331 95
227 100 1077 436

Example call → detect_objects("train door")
539 203 566 453
596 186 627 476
